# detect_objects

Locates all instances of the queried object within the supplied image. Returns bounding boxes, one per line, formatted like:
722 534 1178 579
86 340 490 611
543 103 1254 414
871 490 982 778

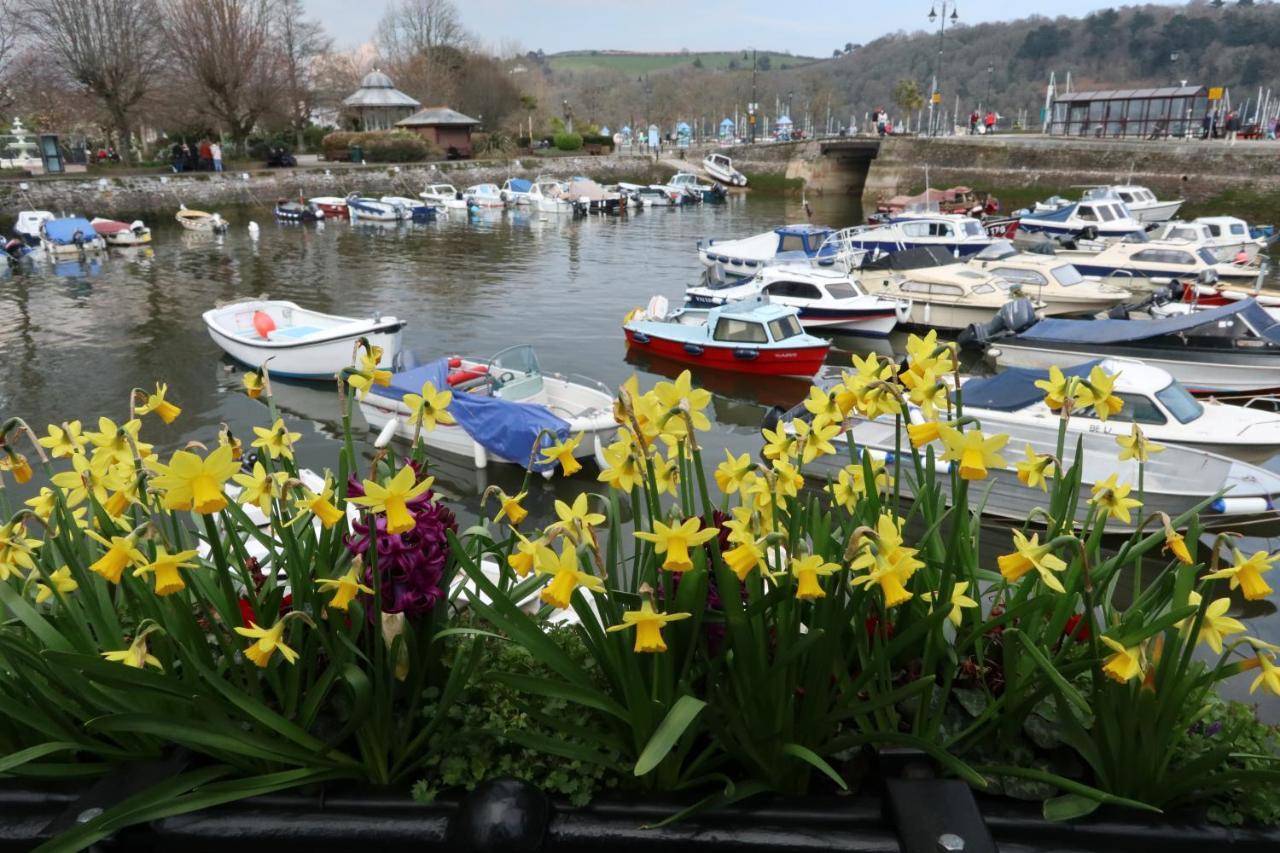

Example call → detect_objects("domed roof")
360 68 395 89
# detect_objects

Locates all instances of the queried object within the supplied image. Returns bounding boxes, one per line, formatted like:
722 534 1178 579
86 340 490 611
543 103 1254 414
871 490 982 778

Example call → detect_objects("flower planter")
8 776 1280 853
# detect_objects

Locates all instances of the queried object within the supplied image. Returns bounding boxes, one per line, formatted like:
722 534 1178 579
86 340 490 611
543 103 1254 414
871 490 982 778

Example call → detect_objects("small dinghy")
380 196 436 222
703 152 747 187
41 217 107 256
357 345 617 473
273 199 324 223
346 193 403 222
202 298 405 379
421 184 469 211
90 217 151 246
618 183 684 207
623 295 830 377
177 205 228 233
309 196 349 219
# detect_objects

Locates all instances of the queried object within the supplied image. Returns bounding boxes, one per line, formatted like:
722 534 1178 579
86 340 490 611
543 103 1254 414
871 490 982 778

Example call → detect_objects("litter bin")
350 144 364 164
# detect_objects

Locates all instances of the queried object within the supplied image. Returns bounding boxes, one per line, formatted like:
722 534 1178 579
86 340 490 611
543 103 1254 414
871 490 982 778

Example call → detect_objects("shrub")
553 131 583 151
320 130 437 163
580 133 614 150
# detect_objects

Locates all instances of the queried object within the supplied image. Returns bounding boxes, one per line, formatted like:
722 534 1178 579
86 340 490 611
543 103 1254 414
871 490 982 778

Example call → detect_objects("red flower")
1063 613 1090 642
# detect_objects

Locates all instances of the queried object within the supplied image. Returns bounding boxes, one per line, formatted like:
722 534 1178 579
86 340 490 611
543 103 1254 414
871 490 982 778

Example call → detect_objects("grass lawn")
546 50 820 74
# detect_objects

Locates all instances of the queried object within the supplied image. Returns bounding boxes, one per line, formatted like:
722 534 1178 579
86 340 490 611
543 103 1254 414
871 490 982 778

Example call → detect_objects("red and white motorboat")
90 217 151 247
309 196 350 219
623 296 830 377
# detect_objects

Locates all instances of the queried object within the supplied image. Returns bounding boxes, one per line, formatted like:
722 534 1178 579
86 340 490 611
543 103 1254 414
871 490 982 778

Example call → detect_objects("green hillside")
545 50 819 75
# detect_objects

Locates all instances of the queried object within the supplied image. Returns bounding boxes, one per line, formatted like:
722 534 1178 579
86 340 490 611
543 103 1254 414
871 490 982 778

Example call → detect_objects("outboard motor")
958 296 1038 350
1106 304 1130 320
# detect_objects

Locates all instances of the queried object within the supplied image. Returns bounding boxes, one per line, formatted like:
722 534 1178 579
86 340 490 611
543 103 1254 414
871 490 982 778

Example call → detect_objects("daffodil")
535 543 605 609
403 381 455 431
651 370 711 439
349 466 434 535
85 530 145 583
0 520 40 581
939 425 1008 481
997 530 1067 592
85 416 149 467
844 353 898 417
102 633 162 670
771 458 804 502
907 420 942 448
606 601 691 652
714 450 755 496
790 554 841 599
1075 365 1123 421
1033 365 1073 411
904 330 955 377
635 517 718 573
496 489 528 525
598 437 644 492
132 546 201 596
233 462 289 515
134 382 182 424
921 581 979 627
38 420 86 458
316 566 374 610
795 417 841 464
1250 653 1280 697
1099 636 1145 683
1203 548 1277 601
1164 528 1193 565
235 619 300 667
34 566 77 604
346 351 391 398
539 432 584 476
252 418 301 461
243 370 265 400
1014 444 1055 491
723 538 764 582
850 512 923 607
548 493 605 543
294 477 344 528
761 423 797 462
803 384 847 423
218 425 243 461
613 377 663 448
508 530 554 577
50 452 127 507
1089 474 1142 525
651 451 680 497
1116 422 1164 463
1179 592 1246 654
149 445 240 515
901 367 949 419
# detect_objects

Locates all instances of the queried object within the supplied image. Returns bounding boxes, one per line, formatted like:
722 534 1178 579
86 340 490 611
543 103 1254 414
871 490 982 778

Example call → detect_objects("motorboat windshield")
490 345 544 399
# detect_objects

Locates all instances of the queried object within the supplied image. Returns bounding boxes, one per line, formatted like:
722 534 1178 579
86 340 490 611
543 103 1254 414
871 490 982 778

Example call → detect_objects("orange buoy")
252 310 276 338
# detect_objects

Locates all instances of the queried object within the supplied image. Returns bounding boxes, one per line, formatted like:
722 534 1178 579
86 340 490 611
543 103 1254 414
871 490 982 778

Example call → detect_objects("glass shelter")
1049 86 1210 139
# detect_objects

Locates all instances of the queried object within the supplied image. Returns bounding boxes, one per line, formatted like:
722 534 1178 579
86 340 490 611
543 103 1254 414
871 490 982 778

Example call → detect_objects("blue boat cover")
44 218 97 244
372 359 570 472
959 361 1101 411
507 178 532 193
1018 299 1280 345
1023 204 1077 223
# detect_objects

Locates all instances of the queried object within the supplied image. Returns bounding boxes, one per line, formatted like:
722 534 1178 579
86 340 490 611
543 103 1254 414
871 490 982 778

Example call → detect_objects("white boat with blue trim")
202 298 404 379
346 194 405 222
834 213 995 259
1016 196 1145 241
698 224 836 273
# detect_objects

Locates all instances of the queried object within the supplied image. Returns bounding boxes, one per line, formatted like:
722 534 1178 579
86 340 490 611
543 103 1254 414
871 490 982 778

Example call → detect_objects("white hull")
42 238 107 257
1130 200 1184 223
177 214 227 233
992 344 1280 394
535 197 574 214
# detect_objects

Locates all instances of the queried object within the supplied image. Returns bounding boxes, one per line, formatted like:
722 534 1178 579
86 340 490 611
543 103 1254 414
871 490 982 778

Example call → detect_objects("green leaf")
781 743 848 790
1044 793 1101 821
975 764 1161 813
0 741 80 774
490 672 630 721
1012 630 1091 717
634 695 706 776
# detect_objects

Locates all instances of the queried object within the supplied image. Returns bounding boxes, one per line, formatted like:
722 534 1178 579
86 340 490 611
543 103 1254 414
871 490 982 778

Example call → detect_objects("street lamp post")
928 1 959 136
985 63 993 111
749 48 758 144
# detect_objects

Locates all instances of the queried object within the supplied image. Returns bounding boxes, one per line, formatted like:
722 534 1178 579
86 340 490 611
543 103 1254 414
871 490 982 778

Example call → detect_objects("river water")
1 193 1275 706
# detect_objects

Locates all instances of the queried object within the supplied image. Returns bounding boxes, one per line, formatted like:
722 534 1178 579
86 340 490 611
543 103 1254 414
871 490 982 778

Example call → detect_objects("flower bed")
0 336 1276 851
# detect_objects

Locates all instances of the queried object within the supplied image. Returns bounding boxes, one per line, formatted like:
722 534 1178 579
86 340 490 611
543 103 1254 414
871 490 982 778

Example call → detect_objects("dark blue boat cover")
373 359 570 472
1023 203 1077 223
44 218 97 244
1018 299 1280 345
959 361 1101 411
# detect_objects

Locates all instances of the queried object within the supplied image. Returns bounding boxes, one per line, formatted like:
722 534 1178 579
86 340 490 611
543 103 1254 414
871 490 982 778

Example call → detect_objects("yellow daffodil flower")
350 466 434 535
1033 365 1073 411
1178 592 1246 654
24 488 60 522
535 543 605 609
598 437 644 492
904 330 955 378
0 451 32 484
844 352 895 410
850 512 923 607
723 537 764 581
1014 444 1055 491
1249 653 1280 697
133 546 201 596
714 450 755 496
233 462 289 515
235 619 300 667
496 489 528 525
1089 474 1142 525
403 381 455 431
548 493 605 544
149 445 240 515
606 600 691 653
635 517 718 573
316 566 374 610
1099 635 1145 683
243 370 265 400
539 432 584 476
652 452 680 497
1075 366 1123 421
0 520 40 582
795 417 841 464
85 416 149 467
997 529 1067 592
1164 529 1193 565
50 452 127 508
294 477 344 528
826 457 891 512
509 530 554 577
921 581 979 627
252 418 301 461
102 633 162 670
790 554 842 599
907 420 942 448
38 420 86 458
652 370 712 438
135 382 182 424
939 425 1008 481
346 351 391 399
1203 547 1277 601
1116 422 1164 463
803 385 845 424
218 425 243 461
901 367 948 419
85 530 146 583
761 423 797 462
34 566 78 604
772 458 804 501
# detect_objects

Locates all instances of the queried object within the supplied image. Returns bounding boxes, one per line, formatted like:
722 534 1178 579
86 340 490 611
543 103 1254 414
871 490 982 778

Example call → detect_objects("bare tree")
375 0 470 102
273 0 331 149
165 0 281 153
26 0 165 160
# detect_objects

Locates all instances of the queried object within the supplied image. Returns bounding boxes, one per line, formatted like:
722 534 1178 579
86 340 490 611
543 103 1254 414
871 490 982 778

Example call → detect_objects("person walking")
1201 110 1212 140
210 141 223 173
984 110 997 135
1225 110 1240 144
969 110 980 134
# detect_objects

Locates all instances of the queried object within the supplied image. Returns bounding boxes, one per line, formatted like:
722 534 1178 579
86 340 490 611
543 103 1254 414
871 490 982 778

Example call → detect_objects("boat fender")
894 299 913 324
448 366 489 386
732 348 758 360
252 311 276 338
1209 496 1272 514
683 343 705 356
448 357 463 368
630 331 650 344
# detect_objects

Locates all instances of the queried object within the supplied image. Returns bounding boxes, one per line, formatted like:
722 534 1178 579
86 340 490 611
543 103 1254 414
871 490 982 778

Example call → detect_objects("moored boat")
41 217 107 256
500 178 533 205
527 178 574 214
698 224 835 273
623 296 830 377
702 152 747 187
309 196 350 219
836 213 996 258
176 206 228 233
14 210 53 247
1082 185 1182 223
202 298 404 379
465 183 506 208
273 199 324 223
346 194 404 222
1015 196 1145 241
421 183 469 211
667 172 726 204
1152 216 1272 263
380 196 436 222
90 217 151 247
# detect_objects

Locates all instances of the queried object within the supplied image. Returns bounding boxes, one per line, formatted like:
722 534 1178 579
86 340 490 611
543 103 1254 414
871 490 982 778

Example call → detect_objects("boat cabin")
968 240 1090 289
704 300 807 345
1083 185 1155 208
669 173 709 189
707 153 733 171
891 213 988 240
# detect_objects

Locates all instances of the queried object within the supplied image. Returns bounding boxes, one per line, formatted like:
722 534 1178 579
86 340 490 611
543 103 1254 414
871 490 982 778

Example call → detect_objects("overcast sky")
305 0 1185 55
